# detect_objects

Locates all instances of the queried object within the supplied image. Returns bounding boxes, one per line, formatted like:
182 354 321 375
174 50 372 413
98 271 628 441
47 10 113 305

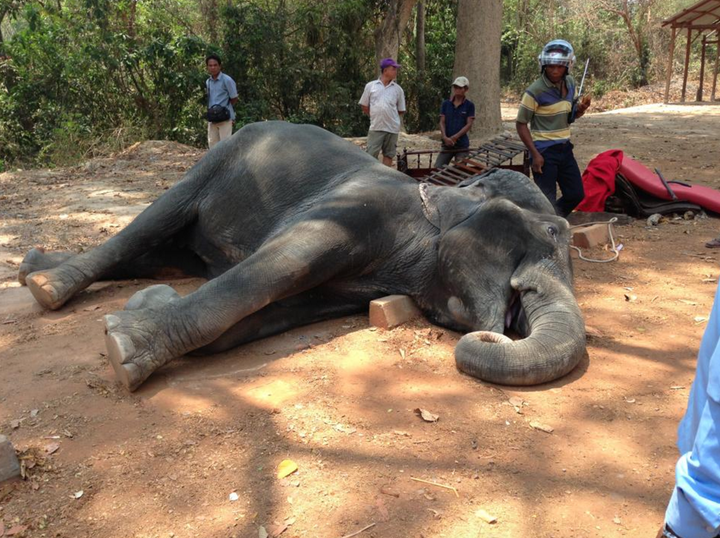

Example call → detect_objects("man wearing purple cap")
359 58 406 167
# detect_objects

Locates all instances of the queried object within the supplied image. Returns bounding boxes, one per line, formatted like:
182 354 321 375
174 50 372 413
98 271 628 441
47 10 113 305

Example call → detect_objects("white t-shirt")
358 79 406 134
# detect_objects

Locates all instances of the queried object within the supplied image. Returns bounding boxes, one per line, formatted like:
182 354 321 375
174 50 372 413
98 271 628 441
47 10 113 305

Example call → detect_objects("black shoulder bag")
207 105 230 123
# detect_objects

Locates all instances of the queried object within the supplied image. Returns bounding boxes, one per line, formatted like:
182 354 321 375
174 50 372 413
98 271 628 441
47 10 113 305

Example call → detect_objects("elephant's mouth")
504 291 528 337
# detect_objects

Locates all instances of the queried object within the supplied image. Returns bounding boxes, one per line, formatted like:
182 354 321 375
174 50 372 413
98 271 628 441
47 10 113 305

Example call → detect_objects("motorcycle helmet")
538 40 575 72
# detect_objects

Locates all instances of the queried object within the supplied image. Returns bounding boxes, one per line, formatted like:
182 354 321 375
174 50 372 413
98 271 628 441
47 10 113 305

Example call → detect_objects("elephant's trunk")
455 280 585 386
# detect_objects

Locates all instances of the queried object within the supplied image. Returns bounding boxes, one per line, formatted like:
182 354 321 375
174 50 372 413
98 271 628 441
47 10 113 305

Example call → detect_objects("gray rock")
0 435 20 482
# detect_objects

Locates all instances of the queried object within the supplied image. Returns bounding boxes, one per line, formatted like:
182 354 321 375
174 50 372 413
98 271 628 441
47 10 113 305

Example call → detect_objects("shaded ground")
1 102 720 538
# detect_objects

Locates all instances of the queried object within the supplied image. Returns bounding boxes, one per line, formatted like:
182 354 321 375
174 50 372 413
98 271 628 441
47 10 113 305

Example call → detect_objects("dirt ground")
1 102 720 538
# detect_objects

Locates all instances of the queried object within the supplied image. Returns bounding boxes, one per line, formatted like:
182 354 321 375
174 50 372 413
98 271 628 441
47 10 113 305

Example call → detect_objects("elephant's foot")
124 284 181 311
103 310 177 391
18 248 74 286
25 263 90 310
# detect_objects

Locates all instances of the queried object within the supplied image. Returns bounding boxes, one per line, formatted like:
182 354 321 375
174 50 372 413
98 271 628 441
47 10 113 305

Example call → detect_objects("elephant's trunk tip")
470 331 513 345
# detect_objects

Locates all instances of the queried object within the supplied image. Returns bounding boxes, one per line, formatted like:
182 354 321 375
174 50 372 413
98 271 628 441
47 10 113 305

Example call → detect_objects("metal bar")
428 176 456 186
455 164 484 175
441 167 474 180
494 139 527 151
463 158 489 169
479 144 516 159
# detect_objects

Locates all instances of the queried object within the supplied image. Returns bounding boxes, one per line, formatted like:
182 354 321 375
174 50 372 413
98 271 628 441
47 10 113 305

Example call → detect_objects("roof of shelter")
662 0 720 30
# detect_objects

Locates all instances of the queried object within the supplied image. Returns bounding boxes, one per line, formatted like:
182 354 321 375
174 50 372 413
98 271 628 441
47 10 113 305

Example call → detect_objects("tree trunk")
373 0 418 68
453 0 503 139
200 0 219 43
415 0 425 72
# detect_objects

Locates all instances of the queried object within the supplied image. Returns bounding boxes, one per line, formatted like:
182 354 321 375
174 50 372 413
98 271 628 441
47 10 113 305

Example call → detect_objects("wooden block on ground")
369 295 421 329
572 224 610 249
0 435 20 483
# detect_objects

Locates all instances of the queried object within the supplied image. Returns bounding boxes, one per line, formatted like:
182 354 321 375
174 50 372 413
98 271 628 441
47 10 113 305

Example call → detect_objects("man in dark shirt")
435 76 475 168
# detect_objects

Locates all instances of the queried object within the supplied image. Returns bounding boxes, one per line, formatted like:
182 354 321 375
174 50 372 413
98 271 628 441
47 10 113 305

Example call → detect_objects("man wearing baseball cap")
358 58 406 167
435 76 475 168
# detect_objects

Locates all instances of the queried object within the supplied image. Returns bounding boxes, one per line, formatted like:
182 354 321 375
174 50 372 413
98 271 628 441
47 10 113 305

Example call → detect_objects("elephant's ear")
459 169 555 215
419 183 487 232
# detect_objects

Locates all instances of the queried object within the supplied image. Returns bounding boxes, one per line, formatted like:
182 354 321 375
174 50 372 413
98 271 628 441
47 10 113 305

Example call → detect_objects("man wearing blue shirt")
657 284 720 538
435 76 475 168
206 54 238 149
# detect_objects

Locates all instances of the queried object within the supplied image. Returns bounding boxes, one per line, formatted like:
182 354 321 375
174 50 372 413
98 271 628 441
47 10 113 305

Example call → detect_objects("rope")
568 217 620 263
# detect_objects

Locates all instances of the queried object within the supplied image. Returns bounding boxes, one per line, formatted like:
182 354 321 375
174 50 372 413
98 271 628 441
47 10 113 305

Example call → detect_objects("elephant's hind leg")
26 180 200 310
26 262 93 310
18 248 74 285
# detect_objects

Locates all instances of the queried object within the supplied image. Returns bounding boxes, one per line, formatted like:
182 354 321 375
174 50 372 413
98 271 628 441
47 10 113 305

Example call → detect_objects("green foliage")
0 0 209 165
0 0 707 167
220 0 374 136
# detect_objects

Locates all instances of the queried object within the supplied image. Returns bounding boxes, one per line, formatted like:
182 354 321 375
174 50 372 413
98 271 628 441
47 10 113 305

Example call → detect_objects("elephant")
19 121 586 391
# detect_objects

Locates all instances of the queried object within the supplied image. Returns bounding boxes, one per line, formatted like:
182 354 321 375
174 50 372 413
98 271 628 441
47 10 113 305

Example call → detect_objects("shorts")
366 130 399 159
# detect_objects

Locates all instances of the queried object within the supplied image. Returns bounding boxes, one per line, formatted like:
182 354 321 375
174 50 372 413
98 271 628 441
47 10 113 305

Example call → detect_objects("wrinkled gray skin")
20 121 586 391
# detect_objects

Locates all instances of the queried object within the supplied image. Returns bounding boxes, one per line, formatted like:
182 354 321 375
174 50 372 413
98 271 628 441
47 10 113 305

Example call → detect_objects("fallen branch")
340 522 376 538
410 477 460 497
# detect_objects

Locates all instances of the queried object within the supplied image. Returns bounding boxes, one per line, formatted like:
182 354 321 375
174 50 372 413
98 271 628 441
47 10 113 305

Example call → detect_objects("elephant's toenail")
104 314 121 332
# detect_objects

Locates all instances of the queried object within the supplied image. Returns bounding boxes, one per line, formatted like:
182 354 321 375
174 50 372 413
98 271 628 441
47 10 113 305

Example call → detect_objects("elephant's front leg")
104 222 359 390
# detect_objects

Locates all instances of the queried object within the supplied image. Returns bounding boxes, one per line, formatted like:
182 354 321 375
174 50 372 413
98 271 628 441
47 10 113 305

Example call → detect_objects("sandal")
705 238 720 248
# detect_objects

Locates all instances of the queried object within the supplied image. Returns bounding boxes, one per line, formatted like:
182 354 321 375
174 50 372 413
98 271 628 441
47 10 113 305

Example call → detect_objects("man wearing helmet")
516 40 591 217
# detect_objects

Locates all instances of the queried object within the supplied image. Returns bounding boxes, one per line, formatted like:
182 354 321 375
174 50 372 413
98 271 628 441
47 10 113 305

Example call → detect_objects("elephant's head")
420 169 585 386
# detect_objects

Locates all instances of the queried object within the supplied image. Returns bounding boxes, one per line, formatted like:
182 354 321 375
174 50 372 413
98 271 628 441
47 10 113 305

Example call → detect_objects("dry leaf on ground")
277 459 298 479
267 522 288 537
476 508 498 524
414 408 439 422
529 421 554 433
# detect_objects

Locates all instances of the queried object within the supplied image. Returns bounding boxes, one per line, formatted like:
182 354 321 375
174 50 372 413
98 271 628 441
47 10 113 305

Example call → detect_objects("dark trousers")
434 147 469 168
532 142 584 218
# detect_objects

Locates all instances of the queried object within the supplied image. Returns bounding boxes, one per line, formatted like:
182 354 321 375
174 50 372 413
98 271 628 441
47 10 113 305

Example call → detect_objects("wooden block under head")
572 223 610 249
369 295 421 329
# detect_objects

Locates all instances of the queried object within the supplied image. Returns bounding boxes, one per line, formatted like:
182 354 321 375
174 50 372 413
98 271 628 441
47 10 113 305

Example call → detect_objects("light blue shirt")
206 72 238 121
666 283 720 538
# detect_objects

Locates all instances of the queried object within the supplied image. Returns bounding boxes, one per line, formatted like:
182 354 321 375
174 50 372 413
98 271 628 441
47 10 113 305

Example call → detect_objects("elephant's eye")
547 225 558 240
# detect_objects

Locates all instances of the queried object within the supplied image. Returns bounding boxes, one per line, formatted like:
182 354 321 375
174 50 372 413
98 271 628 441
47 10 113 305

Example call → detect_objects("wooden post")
698 35 707 101
665 26 677 103
712 39 719 101
682 27 692 102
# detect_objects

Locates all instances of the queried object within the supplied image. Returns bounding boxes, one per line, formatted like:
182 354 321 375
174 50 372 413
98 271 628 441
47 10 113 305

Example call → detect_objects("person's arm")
397 87 406 117
516 91 543 173
226 76 239 107
450 116 474 145
439 115 454 147
575 95 592 119
663 402 720 538
359 84 371 116
659 283 720 538
516 122 543 174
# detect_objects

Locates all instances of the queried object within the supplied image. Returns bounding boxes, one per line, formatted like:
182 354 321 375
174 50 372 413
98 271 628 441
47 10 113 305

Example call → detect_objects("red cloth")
576 149 624 212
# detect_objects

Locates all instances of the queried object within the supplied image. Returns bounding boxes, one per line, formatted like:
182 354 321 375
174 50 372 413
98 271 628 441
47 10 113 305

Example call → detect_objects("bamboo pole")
682 27 692 102
698 35 707 101
665 26 677 103
712 39 719 101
